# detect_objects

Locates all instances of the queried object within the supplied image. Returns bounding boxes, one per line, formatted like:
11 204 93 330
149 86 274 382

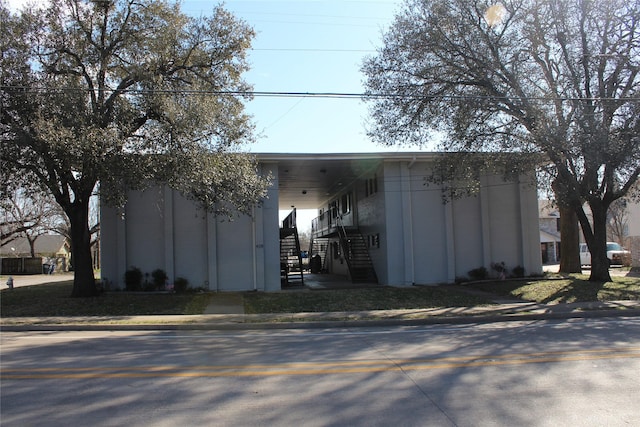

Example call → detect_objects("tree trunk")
584 203 612 282
28 236 37 258
576 200 612 283
558 205 582 273
67 201 98 297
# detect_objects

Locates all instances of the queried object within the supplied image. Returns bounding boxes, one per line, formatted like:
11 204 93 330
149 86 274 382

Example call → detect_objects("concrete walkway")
2 298 639 331
203 292 245 315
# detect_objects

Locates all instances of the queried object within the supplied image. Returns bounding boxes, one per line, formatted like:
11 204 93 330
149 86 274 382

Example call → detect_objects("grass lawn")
1 274 639 317
1 280 492 317
468 274 640 304
0 281 213 317
243 286 491 314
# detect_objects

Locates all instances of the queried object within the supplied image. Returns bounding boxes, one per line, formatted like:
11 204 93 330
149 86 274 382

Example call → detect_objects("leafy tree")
1 0 271 296
363 0 640 281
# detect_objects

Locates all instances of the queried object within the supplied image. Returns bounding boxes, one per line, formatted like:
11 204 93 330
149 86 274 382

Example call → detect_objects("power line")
1 86 638 102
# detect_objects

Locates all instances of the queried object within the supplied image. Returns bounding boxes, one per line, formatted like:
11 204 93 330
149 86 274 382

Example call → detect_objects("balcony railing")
311 206 354 238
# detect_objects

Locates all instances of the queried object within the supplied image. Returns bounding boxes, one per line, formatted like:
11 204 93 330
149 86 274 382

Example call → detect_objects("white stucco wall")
125 187 166 275
172 193 208 287
101 155 542 291
450 195 484 278
100 164 280 292
379 160 541 285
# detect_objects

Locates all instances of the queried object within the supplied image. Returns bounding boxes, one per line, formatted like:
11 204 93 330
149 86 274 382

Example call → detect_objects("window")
329 200 338 218
341 192 352 214
365 174 378 197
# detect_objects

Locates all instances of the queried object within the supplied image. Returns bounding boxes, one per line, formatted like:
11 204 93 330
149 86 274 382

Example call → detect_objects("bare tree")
363 0 640 281
607 198 629 245
0 188 66 255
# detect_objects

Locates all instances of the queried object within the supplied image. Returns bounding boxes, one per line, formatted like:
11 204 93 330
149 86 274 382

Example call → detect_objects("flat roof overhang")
256 152 438 210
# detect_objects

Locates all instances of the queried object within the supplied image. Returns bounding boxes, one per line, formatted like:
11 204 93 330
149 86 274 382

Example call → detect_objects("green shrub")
468 266 489 281
174 277 189 293
124 267 143 291
512 265 525 278
151 269 168 290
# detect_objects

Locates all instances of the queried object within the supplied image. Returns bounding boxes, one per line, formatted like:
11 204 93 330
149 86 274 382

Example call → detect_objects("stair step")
280 225 304 286
335 227 378 284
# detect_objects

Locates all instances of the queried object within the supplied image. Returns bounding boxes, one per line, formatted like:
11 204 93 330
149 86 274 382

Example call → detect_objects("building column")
444 201 456 282
163 187 175 282
206 213 218 291
401 163 414 285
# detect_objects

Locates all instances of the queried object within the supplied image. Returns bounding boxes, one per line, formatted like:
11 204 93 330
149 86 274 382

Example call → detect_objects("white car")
579 242 631 266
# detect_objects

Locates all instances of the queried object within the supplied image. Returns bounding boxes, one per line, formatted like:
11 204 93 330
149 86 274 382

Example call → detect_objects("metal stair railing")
335 215 354 274
335 214 377 283
280 208 304 286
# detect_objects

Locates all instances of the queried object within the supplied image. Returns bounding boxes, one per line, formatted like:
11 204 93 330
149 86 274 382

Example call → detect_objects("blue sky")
197 0 412 154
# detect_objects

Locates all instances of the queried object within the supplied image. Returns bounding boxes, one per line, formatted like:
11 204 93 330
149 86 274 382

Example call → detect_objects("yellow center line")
2 347 639 380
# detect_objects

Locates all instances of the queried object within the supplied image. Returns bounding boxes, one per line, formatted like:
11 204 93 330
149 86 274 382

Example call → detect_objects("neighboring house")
623 201 640 268
539 200 561 264
539 198 640 268
0 234 71 274
100 152 543 291
627 201 640 237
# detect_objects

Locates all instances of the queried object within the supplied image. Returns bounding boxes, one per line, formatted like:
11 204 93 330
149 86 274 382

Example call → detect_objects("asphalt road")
2 317 639 426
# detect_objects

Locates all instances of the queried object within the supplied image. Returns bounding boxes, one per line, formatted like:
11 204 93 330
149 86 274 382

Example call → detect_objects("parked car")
579 242 632 266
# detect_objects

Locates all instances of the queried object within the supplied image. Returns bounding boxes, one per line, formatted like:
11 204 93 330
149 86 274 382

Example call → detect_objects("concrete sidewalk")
2 272 74 289
2 298 640 331
203 292 244 315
